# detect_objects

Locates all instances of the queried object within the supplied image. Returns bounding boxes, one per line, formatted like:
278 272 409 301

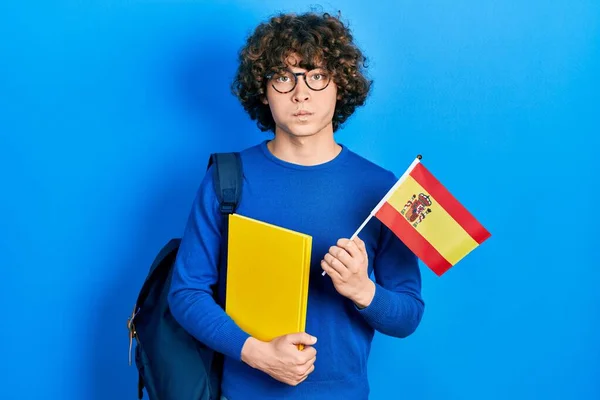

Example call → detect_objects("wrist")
353 280 376 309
241 337 264 369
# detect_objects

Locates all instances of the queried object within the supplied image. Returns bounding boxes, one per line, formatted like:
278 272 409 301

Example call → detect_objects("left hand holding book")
241 333 318 386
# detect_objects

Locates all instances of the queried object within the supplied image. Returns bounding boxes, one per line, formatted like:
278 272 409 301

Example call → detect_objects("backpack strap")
207 152 243 309
208 152 243 215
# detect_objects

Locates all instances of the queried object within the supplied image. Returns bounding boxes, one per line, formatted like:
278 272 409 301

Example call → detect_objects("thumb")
287 332 317 346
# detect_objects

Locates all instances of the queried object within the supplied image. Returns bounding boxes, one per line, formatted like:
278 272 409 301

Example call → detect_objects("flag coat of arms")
368 156 490 276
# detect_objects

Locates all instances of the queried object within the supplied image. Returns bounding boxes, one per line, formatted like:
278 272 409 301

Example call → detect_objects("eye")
309 71 329 81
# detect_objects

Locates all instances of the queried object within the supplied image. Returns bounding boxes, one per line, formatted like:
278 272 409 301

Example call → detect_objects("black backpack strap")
208 152 243 215
137 372 144 399
207 152 243 309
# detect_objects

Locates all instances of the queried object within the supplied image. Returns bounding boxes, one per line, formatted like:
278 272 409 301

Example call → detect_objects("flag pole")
322 155 423 276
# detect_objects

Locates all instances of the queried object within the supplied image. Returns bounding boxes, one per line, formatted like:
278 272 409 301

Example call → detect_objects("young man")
168 11 424 400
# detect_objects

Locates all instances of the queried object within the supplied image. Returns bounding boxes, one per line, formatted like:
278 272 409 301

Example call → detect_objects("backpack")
126 152 243 400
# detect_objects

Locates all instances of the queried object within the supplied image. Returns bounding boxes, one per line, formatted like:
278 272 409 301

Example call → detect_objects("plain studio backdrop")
1 1 598 399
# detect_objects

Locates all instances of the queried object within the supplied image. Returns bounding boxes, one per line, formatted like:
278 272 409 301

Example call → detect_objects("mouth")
293 110 313 117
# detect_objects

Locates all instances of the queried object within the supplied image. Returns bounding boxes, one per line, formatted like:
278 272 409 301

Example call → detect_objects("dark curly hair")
231 11 372 133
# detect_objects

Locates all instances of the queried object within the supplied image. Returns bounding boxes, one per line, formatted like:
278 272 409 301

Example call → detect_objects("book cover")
225 213 312 343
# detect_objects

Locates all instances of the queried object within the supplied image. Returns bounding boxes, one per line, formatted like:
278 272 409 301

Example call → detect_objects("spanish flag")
372 156 490 276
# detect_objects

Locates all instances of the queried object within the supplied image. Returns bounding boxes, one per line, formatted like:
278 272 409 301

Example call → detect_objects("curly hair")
231 12 372 133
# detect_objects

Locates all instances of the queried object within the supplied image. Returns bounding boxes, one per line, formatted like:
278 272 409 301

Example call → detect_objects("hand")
321 237 375 308
241 333 317 386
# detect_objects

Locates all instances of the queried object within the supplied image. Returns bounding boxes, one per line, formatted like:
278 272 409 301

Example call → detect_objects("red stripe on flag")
375 202 453 276
410 163 491 244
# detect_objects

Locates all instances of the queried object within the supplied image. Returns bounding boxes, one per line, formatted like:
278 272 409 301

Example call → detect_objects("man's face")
263 55 338 139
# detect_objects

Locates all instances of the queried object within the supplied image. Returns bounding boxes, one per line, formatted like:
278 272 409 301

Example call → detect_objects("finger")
302 360 316 375
295 369 312 385
296 352 316 368
286 332 317 346
301 346 317 360
294 346 316 366
354 236 367 253
330 245 357 273
321 258 343 281
327 246 353 267
323 253 349 277
289 376 306 387
295 360 315 381
337 238 361 259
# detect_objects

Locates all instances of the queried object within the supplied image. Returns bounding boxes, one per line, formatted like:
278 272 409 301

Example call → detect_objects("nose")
292 78 310 103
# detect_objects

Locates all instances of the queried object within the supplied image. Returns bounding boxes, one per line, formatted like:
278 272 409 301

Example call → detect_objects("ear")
261 96 269 105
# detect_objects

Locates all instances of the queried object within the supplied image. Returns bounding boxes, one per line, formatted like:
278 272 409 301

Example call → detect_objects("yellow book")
225 213 312 344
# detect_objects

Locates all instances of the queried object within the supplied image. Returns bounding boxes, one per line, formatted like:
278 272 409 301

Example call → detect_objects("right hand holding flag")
321 237 376 309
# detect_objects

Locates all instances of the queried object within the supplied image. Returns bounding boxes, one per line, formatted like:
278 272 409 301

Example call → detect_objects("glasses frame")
265 68 332 94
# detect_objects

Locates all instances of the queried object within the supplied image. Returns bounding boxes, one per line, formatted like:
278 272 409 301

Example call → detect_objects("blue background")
1 1 598 399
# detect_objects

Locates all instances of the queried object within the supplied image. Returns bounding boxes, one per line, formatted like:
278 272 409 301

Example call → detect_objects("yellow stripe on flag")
386 176 480 265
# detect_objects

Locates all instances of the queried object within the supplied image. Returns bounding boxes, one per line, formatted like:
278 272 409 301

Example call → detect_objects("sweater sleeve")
356 221 425 338
167 166 251 360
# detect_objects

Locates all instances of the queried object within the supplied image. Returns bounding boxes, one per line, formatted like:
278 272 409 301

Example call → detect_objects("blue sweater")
168 140 424 400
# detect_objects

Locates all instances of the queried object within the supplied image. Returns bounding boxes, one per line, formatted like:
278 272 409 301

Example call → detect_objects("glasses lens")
306 70 331 90
270 71 296 92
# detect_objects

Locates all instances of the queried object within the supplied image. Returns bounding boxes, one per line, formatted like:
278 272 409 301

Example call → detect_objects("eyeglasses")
265 68 332 93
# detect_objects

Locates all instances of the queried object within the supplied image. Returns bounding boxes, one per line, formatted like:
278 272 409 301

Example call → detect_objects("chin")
291 130 319 137
285 122 329 138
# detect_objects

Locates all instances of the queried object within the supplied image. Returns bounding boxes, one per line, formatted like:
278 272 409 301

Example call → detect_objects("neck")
268 125 341 166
